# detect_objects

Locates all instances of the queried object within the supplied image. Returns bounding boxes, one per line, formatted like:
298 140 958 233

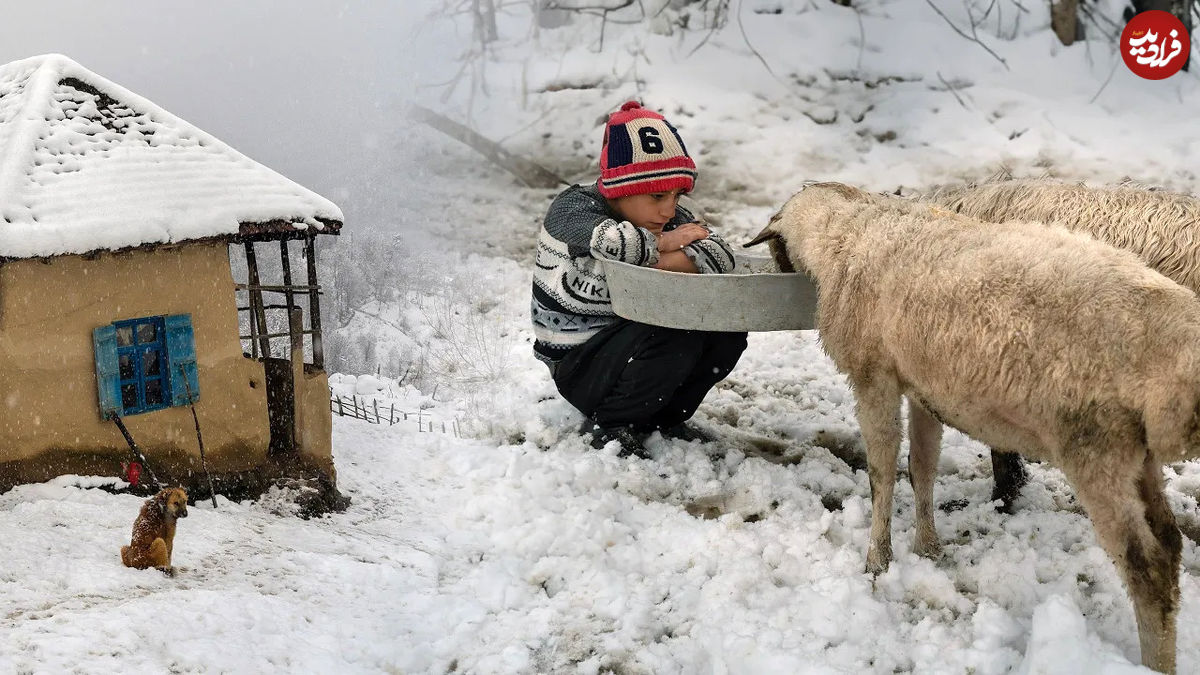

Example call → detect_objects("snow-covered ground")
7 0 1200 672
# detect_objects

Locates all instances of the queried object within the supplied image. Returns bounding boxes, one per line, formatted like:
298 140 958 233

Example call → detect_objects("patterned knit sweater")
531 183 737 364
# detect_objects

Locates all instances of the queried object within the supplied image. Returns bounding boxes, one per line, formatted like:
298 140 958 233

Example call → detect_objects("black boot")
579 420 649 459
657 422 717 444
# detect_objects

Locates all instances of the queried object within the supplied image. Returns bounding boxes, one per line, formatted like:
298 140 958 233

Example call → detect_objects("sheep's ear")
743 227 780 248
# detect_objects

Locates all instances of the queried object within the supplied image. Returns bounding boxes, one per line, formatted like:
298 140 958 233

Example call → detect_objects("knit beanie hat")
597 101 697 199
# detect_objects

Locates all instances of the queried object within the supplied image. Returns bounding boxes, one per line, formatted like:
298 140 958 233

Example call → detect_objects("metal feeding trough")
602 254 818 332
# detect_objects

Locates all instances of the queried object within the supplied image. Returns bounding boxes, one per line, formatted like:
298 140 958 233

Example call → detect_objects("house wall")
296 365 335 482
0 242 273 488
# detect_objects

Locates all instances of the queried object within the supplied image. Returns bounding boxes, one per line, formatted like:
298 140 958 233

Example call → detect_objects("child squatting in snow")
530 101 747 457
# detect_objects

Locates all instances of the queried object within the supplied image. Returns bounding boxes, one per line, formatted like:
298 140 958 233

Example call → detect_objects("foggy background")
0 1 458 228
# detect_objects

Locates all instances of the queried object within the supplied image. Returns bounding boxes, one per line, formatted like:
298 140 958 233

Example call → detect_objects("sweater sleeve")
681 229 736 274
667 200 735 274
544 185 660 265
589 219 660 266
543 186 613 255
542 185 653 264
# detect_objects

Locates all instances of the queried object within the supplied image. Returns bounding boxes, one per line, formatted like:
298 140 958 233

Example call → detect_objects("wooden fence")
329 393 461 437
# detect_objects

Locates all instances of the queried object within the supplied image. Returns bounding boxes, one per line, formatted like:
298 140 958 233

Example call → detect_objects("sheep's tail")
1143 381 1200 463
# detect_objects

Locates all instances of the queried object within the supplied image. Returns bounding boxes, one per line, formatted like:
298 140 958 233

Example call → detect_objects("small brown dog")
121 487 189 575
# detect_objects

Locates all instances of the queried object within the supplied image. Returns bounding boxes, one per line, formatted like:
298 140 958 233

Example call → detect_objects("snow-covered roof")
0 54 343 259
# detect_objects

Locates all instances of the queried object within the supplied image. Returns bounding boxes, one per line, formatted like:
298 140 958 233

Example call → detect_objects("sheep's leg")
989 449 1028 514
907 400 943 559
1063 450 1180 674
857 379 903 575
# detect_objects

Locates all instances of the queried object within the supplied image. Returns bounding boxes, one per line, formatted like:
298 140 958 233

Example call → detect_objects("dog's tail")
120 545 132 568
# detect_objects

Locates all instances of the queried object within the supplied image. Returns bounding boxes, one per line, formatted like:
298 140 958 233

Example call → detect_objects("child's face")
608 189 684 232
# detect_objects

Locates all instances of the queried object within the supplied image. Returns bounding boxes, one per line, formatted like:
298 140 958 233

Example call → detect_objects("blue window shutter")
92 325 121 419
164 314 198 406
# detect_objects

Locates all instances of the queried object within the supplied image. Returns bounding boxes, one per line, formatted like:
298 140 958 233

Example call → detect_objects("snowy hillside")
6 0 1200 673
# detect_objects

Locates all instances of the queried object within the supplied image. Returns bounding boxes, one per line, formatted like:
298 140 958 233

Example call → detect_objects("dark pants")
553 320 747 430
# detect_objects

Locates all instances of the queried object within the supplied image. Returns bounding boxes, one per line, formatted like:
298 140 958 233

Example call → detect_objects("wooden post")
245 242 271 358
280 239 297 336
288 306 304 453
246 300 259 360
305 235 324 369
289 307 304 357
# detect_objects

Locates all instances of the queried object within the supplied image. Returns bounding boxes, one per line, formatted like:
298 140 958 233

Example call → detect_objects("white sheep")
748 182 1199 674
928 179 1200 294
925 179 1200 512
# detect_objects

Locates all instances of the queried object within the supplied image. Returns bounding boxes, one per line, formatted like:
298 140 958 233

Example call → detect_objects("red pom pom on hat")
619 101 642 111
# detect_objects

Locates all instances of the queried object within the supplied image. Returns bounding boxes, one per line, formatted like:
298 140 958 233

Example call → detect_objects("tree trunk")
1052 0 1080 46
475 0 499 43
409 104 566 189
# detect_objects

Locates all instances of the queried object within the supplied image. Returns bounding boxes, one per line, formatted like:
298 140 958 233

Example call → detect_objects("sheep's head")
744 182 872 273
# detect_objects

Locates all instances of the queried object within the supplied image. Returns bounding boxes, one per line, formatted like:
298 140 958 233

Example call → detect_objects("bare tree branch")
978 0 999 23
854 4 865 74
736 0 776 76
1088 57 1121 104
936 71 971 109
686 0 730 57
924 0 1010 69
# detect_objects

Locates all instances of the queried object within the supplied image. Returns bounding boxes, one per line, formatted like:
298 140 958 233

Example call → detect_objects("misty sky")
2 1 459 223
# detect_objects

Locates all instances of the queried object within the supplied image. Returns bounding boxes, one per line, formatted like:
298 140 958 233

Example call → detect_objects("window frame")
113 316 171 416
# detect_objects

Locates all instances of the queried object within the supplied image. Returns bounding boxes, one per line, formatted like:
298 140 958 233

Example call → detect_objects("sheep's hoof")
865 549 891 576
913 538 942 559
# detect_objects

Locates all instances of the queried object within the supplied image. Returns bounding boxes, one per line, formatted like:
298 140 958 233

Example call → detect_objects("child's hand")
657 222 709 252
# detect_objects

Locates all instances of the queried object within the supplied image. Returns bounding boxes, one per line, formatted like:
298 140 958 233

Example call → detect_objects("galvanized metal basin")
602 255 818 331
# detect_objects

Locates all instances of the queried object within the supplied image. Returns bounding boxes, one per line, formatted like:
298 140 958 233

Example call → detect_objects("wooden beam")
239 329 321 340
238 303 298 312
241 291 259 360
289 307 304 354
280 240 298 352
305 235 325 369
234 283 320 293
244 242 272 358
